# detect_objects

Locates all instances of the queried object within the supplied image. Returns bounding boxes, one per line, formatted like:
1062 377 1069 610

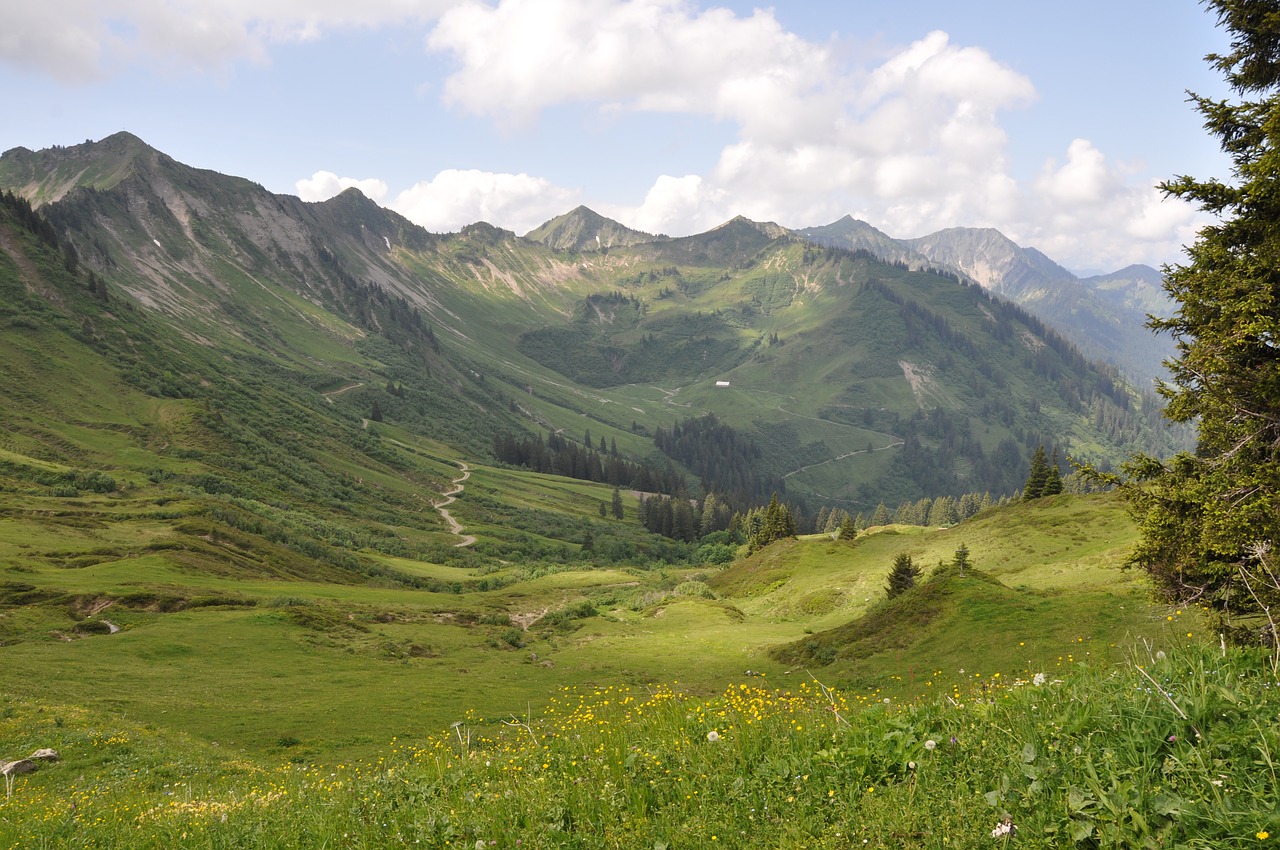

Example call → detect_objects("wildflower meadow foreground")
2 639 1277 848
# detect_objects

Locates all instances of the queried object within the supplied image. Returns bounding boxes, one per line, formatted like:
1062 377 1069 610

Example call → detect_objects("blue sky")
0 1 1233 272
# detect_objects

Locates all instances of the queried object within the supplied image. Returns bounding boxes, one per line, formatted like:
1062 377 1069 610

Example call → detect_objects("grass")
0 491 1167 761
2 634 1275 848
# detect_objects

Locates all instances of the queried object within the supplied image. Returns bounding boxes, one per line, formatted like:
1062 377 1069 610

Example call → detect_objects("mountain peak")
714 215 791 239
97 130 152 152
0 131 163 206
526 206 656 252
797 215 921 266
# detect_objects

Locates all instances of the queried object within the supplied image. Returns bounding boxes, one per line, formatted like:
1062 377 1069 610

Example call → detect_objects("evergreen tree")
1023 445 1050 500
953 543 971 576
746 493 797 552
870 502 890 526
370 398 384 422
1042 449 1064 496
838 515 857 540
885 553 922 598
928 495 958 526
1114 1 1280 629
611 487 624 520
814 506 829 534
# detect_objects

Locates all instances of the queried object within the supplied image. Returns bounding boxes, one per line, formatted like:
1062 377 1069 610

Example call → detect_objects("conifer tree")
1042 449 1064 497
1114 1 1280 628
870 502 890 526
747 493 797 552
1023 445 1050 500
953 542 971 576
886 553 921 598
928 495 958 526
611 487 624 520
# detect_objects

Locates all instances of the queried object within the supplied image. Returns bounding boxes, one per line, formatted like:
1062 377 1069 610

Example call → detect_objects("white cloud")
624 174 727 236
1035 138 1117 205
426 0 831 132
4 0 1203 269
390 169 580 234
1006 141 1205 268
296 171 389 204
0 0 455 81
581 27 1037 246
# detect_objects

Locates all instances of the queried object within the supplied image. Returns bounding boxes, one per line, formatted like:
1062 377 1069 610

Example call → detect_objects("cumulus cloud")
0 0 453 81
626 174 727 236
1013 142 1203 268
296 171 389 204
390 169 581 234
426 0 831 133
6 0 1202 268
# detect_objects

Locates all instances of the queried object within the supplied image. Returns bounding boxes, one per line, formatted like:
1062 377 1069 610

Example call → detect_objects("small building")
715 381 731 387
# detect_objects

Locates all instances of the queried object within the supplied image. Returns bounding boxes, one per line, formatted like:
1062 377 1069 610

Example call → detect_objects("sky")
0 1 1237 273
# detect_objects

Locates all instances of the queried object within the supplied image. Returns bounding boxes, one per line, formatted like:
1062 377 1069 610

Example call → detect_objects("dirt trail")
321 382 364 404
781 440 904 479
434 463 476 547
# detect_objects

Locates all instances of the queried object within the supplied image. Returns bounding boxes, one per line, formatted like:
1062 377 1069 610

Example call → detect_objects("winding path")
434 463 476 547
321 382 364 404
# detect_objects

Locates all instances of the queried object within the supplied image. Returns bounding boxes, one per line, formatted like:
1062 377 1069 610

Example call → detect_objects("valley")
0 135 1258 847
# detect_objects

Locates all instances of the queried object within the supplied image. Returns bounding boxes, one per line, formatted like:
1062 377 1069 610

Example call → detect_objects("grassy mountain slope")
2 135 1183 514
800 218 1175 388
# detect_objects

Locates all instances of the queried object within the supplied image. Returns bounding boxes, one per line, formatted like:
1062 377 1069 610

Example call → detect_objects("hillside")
800 219 1174 388
0 134 1184 519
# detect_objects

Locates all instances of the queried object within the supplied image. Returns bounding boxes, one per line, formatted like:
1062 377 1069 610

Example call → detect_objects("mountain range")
527 208 1174 389
0 132 1185 524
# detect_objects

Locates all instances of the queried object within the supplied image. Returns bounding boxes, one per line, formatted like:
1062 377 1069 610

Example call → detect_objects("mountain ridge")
1 133 1185 514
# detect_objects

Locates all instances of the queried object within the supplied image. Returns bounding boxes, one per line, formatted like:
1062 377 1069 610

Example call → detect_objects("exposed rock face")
1 759 36 776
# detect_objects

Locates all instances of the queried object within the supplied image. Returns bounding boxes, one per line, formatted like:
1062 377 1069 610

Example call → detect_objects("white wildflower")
706 730 720 743
1032 672 1047 687
991 818 1018 839
924 739 937 751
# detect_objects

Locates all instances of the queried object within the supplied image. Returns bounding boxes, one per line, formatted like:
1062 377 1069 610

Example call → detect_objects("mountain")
1 134 1184 522
799 219 1173 388
525 205 658 252
1081 263 1173 317
796 216 925 267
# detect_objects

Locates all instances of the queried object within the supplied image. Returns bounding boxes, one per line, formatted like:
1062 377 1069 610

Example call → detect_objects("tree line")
493 429 685 494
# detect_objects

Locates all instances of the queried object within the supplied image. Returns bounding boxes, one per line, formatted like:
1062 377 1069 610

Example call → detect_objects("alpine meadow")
1 3 1279 848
